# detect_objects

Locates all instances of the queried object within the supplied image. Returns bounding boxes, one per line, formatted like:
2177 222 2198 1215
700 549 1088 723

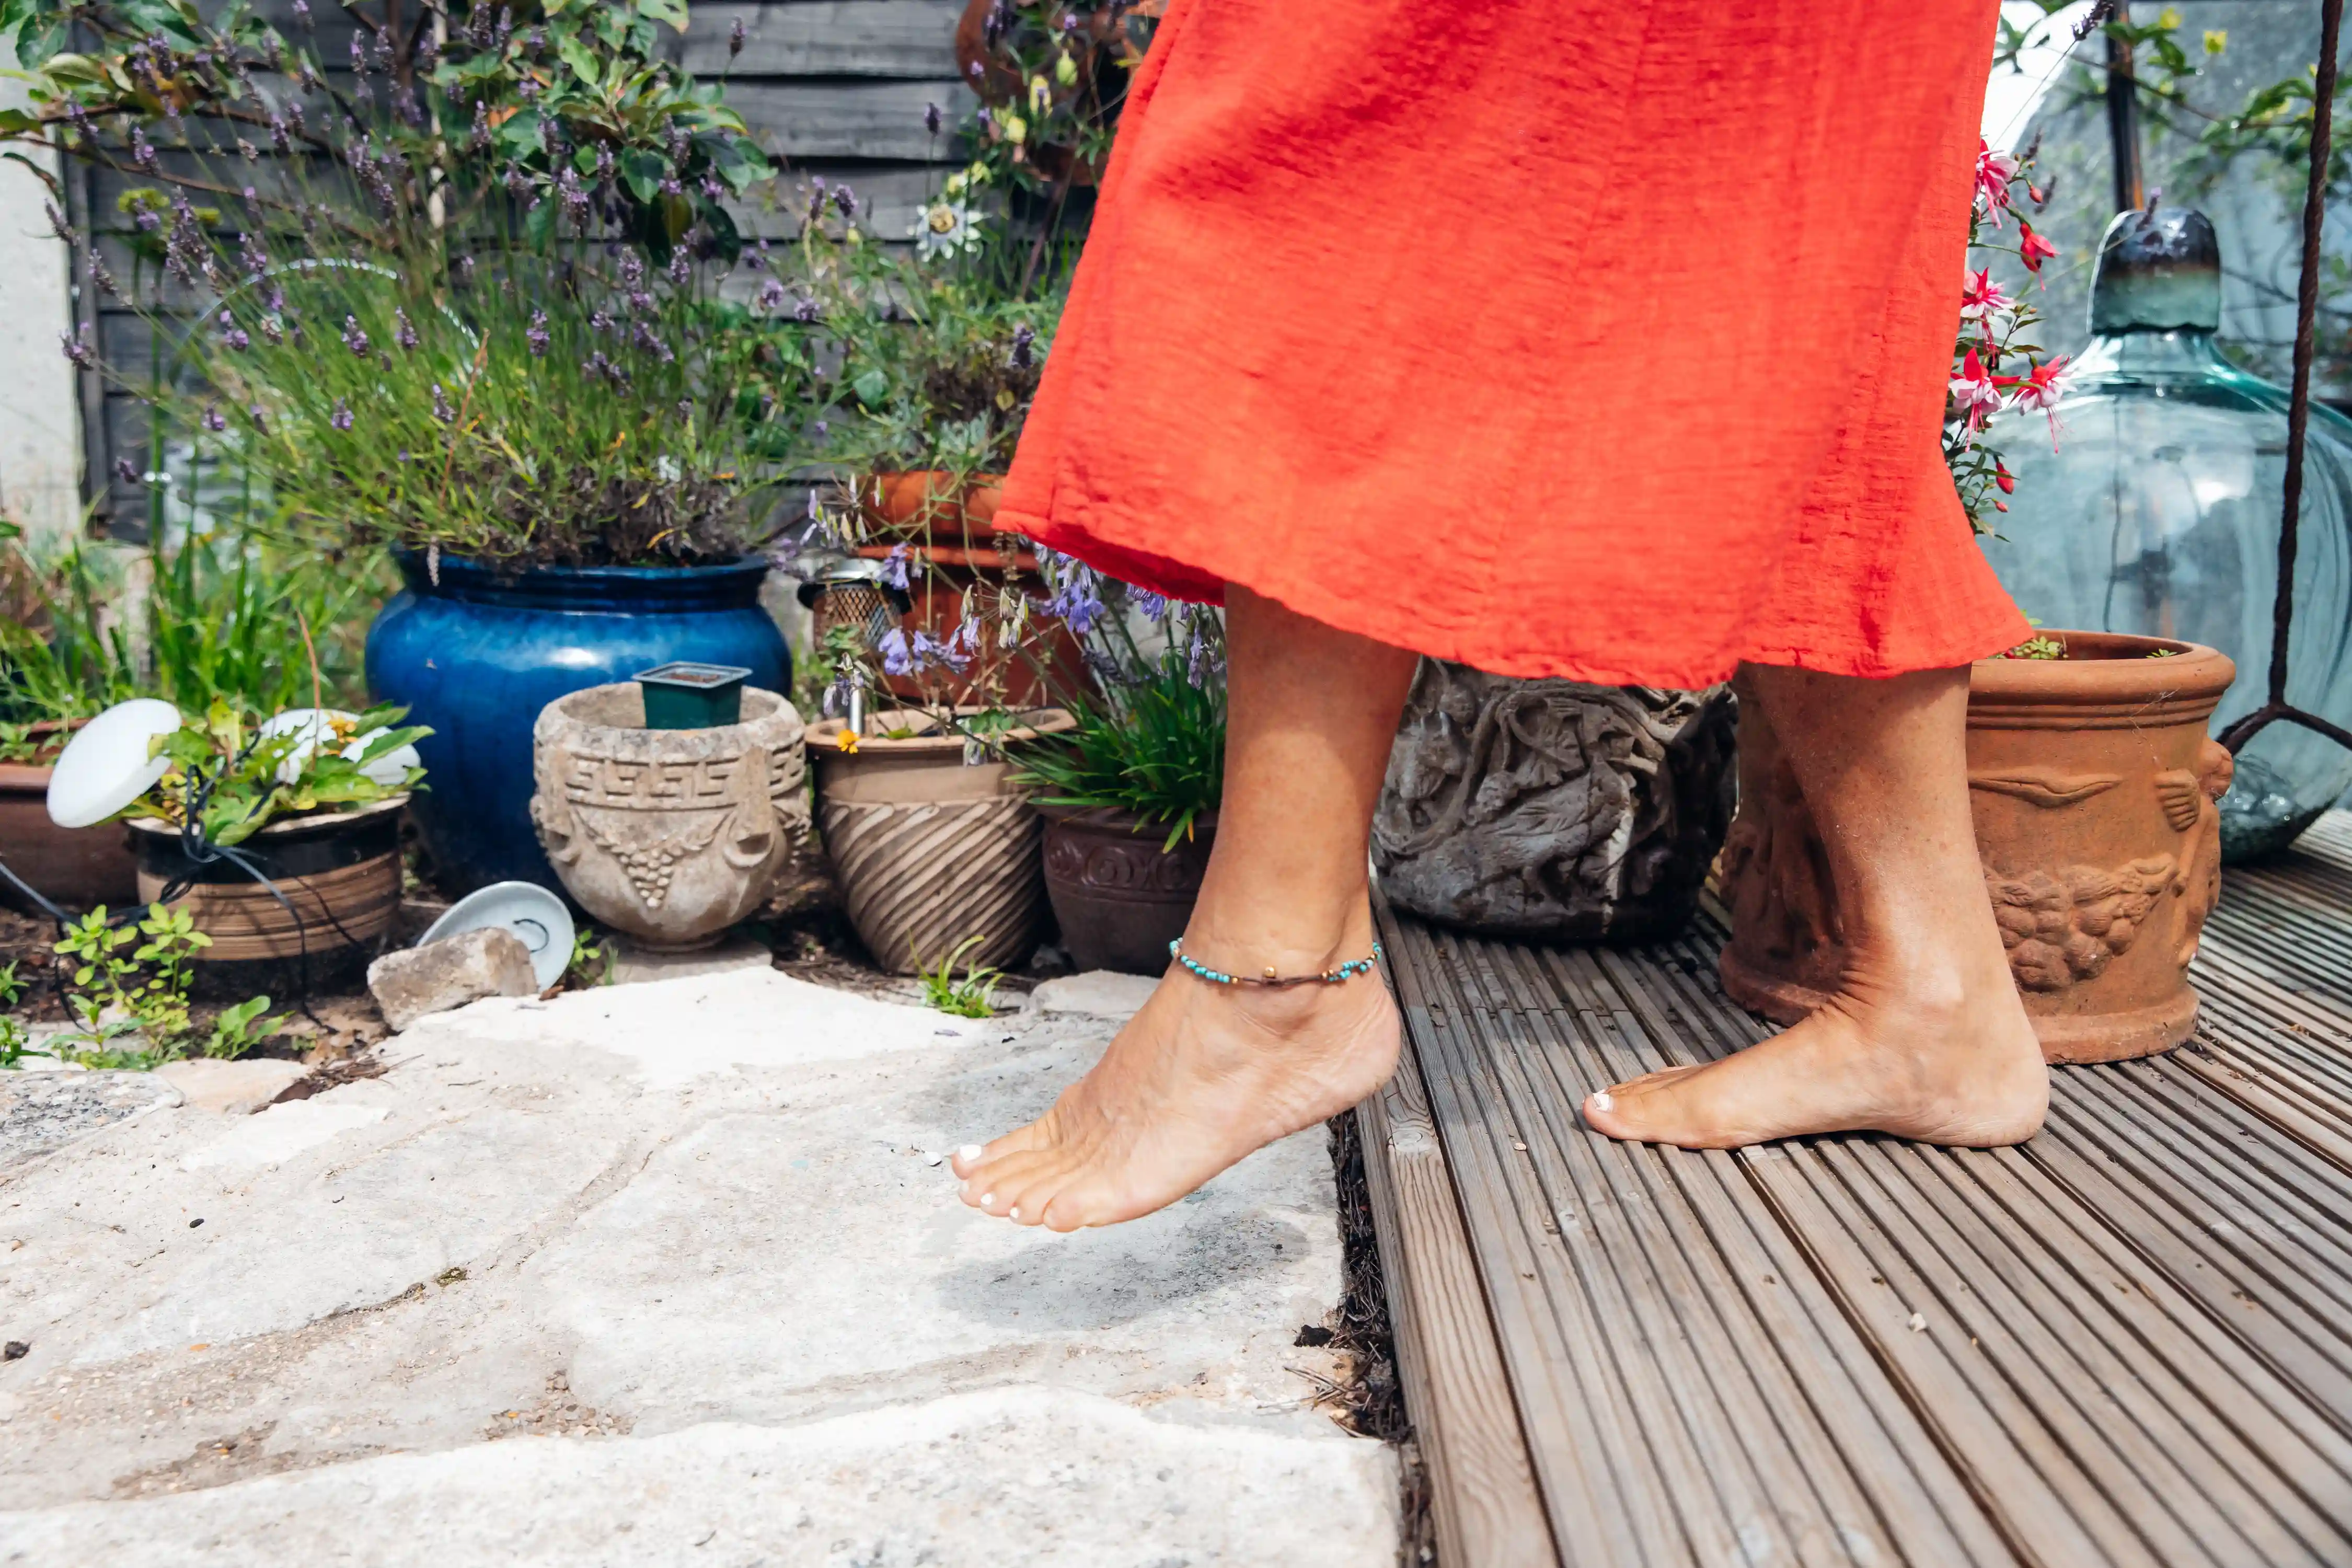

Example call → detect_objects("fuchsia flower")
2017 222 2058 274
1996 355 2073 446
1959 267 2012 323
1974 140 2021 226
1949 347 2004 434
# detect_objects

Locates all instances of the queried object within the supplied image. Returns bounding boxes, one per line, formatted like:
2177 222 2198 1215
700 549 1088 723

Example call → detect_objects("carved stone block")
1372 660 1737 941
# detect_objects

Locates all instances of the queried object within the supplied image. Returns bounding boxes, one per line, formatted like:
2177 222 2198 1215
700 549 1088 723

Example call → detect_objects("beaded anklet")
1169 937 1384 989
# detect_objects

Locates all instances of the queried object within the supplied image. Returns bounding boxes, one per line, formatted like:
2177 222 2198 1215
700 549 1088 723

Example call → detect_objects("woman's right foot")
1583 955 2047 1149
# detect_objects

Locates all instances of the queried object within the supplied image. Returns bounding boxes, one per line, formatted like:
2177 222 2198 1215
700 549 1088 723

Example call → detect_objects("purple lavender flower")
133 205 160 235
112 456 139 486
291 0 310 25
432 383 454 422
881 543 912 592
248 404 268 432
729 16 746 57
237 137 259 163
794 296 820 324
201 406 226 433
242 185 259 206
631 320 675 362
394 309 419 351
747 237 770 271
269 114 291 154
628 290 655 315
341 315 370 356
470 100 491 153
218 310 251 351
85 251 119 300
503 164 529 198
667 250 691 286
590 310 614 335
925 101 942 136
239 233 269 278
524 26 543 54
526 309 549 357
494 7 513 50
833 186 858 219
1011 325 1035 369
330 399 353 431
456 255 477 287
878 628 914 678
756 277 787 313
58 327 95 371
258 316 281 346
350 33 368 75
41 201 71 243
619 251 645 290
659 176 682 198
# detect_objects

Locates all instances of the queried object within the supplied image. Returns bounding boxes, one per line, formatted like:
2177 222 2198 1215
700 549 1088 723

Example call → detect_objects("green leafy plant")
204 995 278 1060
125 699 428 847
565 926 613 988
1012 645 1225 850
0 963 41 1069
916 933 1001 1018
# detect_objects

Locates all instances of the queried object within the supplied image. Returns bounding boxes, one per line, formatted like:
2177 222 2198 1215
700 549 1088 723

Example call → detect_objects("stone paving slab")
0 968 1395 1562
0 1386 1398 1567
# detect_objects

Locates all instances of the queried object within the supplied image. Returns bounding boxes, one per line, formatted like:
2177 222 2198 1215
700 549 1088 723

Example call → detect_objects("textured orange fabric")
997 0 2032 686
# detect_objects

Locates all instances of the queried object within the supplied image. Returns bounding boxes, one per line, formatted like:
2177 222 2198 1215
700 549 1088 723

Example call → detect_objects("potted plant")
11 0 804 897
1720 632 2236 1062
1014 630 1225 975
114 701 429 969
0 524 376 915
1717 141 2242 1061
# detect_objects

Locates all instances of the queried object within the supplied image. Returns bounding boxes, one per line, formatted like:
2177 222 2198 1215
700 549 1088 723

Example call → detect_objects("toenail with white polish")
958 1144 983 1162
1010 1207 1022 1221
980 1193 994 1207
1589 1090 1614 1112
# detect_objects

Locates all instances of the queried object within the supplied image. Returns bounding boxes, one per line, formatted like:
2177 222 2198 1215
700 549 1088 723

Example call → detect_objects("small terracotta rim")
807 707 1075 754
125 791 411 840
1969 630 2234 705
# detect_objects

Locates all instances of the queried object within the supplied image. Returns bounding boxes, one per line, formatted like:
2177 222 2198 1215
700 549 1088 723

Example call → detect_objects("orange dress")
997 0 2030 687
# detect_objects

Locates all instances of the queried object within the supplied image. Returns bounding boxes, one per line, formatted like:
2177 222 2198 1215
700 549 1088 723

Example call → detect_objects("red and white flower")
1960 267 2012 324
2018 221 2058 274
1974 140 2021 226
1949 347 2005 435
1997 355 2073 446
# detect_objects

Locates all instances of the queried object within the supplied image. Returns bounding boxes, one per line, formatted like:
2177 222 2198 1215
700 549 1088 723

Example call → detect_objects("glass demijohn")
1978 206 2352 860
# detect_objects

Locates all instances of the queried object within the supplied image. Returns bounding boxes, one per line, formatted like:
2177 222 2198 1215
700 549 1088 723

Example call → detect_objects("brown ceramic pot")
1040 804 1216 975
809 708 1076 975
0 720 140 915
128 795 407 963
1719 633 2237 1064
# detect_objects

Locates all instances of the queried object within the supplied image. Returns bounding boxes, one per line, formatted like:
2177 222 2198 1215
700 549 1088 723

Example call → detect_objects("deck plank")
1367 813 2352 1566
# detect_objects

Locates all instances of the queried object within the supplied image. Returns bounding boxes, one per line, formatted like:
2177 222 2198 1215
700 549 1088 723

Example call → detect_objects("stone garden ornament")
532 685 810 950
1373 660 1737 940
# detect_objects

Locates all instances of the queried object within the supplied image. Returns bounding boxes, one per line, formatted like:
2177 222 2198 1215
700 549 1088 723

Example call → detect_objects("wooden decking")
1361 812 2352 1568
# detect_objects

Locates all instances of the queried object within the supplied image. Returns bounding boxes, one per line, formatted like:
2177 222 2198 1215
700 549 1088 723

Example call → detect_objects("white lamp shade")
46 699 183 828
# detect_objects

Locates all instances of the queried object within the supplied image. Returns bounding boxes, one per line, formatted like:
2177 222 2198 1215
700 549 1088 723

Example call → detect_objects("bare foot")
1581 961 2047 1149
950 960 1400 1230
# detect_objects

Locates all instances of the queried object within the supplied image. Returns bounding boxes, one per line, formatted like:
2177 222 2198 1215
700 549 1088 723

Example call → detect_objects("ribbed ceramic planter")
128 795 406 962
1041 804 1217 975
809 708 1074 975
366 551 791 895
531 684 809 951
0 722 137 914
1720 633 2238 1063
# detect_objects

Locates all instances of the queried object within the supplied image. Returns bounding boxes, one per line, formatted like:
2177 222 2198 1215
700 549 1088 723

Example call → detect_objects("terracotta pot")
531 684 810 952
128 795 407 962
948 5 1121 185
810 707 1075 974
1719 633 2238 1063
1041 804 1216 975
859 471 1007 549
1374 662 1737 940
0 721 139 914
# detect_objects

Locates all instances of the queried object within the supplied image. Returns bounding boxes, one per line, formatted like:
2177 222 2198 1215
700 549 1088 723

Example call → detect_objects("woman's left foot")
951 953 1400 1230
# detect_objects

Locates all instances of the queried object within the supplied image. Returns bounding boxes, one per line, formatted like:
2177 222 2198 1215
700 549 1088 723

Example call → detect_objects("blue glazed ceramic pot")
366 550 791 895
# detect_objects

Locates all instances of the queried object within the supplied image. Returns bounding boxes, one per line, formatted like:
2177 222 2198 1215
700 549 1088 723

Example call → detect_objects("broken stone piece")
1024 970 1160 1020
154 1057 310 1115
367 928 539 1032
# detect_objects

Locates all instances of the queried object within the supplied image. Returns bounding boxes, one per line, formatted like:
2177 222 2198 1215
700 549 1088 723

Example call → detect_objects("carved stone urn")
1373 660 1738 940
531 684 809 951
1719 633 2237 1063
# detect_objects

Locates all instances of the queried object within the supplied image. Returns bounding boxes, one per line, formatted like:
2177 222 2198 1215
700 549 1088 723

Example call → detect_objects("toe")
1582 1067 1704 1142
951 1122 1050 1180
960 1151 1062 1215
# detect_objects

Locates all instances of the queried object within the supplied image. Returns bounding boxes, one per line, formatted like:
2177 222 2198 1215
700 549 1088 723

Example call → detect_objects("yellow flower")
1055 51 1078 87
2157 7 2180 29
836 731 860 754
1001 111 1028 145
2204 28 2227 54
